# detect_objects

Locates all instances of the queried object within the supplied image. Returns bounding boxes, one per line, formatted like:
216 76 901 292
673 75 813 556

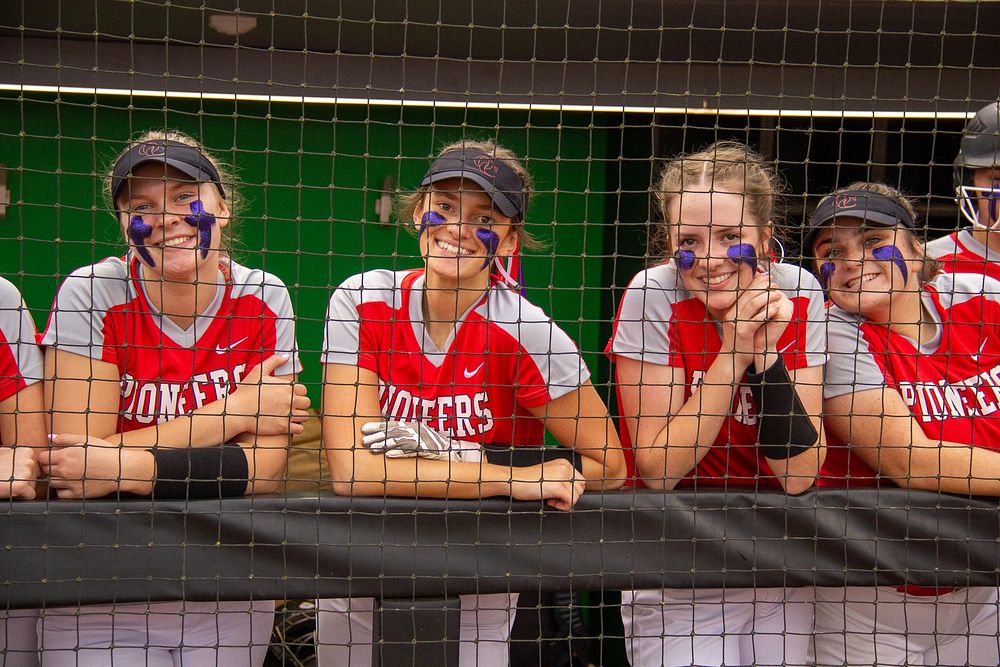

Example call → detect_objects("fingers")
735 293 778 329
35 449 52 469
361 420 390 436
544 478 586 511
37 448 81 479
362 431 388 448
257 354 289 378
293 383 311 410
10 480 35 500
384 447 419 459
726 282 769 322
752 292 785 326
0 449 38 499
546 496 572 511
48 433 88 447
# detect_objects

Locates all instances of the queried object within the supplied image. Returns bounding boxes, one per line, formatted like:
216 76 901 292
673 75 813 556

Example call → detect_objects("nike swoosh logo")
463 362 485 379
215 336 248 354
778 340 796 355
972 340 989 362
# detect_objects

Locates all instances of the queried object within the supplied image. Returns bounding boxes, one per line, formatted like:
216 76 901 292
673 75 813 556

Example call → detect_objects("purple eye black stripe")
475 228 500 269
419 211 446 235
128 216 155 266
675 249 696 270
872 245 908 285
726 243 758 273
819 262 835 289
184 200 217 259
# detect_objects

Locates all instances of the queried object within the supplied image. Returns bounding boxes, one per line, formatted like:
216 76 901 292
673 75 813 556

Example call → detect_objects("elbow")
635 460 680 491
600 472 625 491
776 441 824 496
780 474 817 496
633 448 680 491
249 478 281 495
329 466 358 496
602 450 627 490
243 452 287 496
329 459 382 497
331 480 355 496
638 475 678 492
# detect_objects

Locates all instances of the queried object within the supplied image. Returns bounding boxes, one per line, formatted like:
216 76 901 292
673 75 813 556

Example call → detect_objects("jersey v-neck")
129 255 229 349
889 287 944 355
404 270 491 367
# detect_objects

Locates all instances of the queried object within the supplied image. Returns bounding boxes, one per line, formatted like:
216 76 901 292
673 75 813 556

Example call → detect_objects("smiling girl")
806 182 1000 666
316 140 624 666
608 141 826 667
40 130 310 666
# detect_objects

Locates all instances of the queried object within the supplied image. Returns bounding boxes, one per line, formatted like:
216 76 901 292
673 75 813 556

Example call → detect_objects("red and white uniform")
607 260 827 488
0 277 42 406
0 277 42 667
607 261 825 667
926 229 1000 281
38 254 299 667
42 255 300 428
322 268 589 443
815 271 1000 666
821 271 1000 483
317 268 589 667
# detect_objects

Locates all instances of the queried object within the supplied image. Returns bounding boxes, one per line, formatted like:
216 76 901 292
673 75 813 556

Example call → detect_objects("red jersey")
926 230 1000 282
322 269 589 446
42 255 300 434
0 277 42 408
820 272 1000 485
607 262 827 489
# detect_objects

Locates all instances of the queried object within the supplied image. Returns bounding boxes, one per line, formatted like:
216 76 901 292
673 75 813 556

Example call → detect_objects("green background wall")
0 92 649 400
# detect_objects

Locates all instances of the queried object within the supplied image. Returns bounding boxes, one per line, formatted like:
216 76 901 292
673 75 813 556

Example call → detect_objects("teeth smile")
162 236 192 248
706 273 733 285
436 240 474 256
846 273 879 289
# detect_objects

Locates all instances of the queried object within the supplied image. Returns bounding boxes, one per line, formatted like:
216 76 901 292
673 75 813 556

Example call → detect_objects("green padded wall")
0 93 615 399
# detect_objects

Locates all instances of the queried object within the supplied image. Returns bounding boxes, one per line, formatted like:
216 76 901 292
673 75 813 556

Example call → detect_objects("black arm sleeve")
745 357 819 460
149 444 250 500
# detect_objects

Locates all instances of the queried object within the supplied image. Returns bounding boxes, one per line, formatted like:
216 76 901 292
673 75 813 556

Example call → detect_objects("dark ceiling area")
0 2 997 112
1 0 997 68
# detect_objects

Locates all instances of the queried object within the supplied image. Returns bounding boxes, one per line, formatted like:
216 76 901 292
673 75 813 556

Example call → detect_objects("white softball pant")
621 587 814 667
814 585 1000 666
36 600 275 667
0 609 39 666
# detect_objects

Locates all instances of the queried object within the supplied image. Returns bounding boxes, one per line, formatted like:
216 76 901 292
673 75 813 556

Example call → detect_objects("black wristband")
150 444 249 500
745 357 819 460
483 445 585 473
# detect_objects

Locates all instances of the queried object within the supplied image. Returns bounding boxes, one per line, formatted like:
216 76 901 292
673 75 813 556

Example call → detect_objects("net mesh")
0 1 999 665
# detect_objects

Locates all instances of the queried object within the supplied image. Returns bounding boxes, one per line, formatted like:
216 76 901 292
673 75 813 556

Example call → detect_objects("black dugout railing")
2 488 998 665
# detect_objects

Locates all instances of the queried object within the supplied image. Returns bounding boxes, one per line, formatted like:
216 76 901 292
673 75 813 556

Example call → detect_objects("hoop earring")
771 238 786 264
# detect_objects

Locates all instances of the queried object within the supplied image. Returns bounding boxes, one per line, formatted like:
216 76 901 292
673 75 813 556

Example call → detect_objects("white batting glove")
361 420 482 463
